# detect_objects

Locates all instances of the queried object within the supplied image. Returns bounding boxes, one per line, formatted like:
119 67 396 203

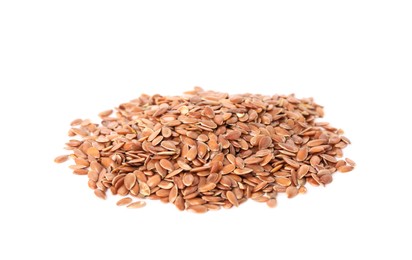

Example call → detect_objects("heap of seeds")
55 88 355 213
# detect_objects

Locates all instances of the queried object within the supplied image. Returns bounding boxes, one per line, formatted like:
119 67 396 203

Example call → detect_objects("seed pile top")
55 88 355 213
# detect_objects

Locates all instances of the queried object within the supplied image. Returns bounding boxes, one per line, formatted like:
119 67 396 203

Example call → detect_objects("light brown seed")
275 177 291 187
226 191 239 207
320 174 333 184
338 165 354 173
54 155 69 163
188 205 208 214
127 201 146 209
286 186 298 198
116 197 132 206
186 146 197 161
147 175 162 188
259 136 272 150
345 158 356 167
174 195 185 211
296 146 309 162
124 173 137 190
199 182 216 192
279 142 298 153
221 164 236 175
86 147 100 158
169 185 178 203
182 173 194 186
234 168 253 175
98 109 113 118
159 159 174 171
297 165 309 179
139 182 151 196
267 199 277 208
94 189 106 200
225 130 241 140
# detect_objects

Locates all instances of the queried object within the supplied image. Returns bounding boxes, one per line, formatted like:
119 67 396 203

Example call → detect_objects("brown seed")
86 147 100 158
275 177 291 187
338 165 354 173
226 191 239 207
159 159 174 171
124 173 137 190
234 168 253 175
309 146 325 154
174 195 185 211
127 201 146 209
221 164 236 175
267 199 277 208
320 174 333 184
116 197 132 206
188 205 208 214
297 165 309 179
259 136 272 150
54 155 69 163
98 109 113 118
182 173 194 186
286 186 298 198
147 175 162 188
279 142 298 153
226 130 241 140
345 158 356 167
94 189 106 200
186 146 197 161
199 182 216 192
169 185 178 203
139 182 151 196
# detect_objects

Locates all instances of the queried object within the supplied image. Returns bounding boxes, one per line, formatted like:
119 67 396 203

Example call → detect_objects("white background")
1 1 411 259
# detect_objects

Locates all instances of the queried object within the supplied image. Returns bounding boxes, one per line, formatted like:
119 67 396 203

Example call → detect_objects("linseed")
55 88 355 213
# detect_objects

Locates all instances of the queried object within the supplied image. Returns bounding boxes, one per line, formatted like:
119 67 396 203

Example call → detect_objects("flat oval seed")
127 201 146 209
226 191 239 207
116 197 132 206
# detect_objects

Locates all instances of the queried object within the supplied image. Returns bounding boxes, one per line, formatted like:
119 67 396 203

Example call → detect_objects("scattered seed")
54 155 69 163
116 197 132 206
127 201 146 209
338 165 354 173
